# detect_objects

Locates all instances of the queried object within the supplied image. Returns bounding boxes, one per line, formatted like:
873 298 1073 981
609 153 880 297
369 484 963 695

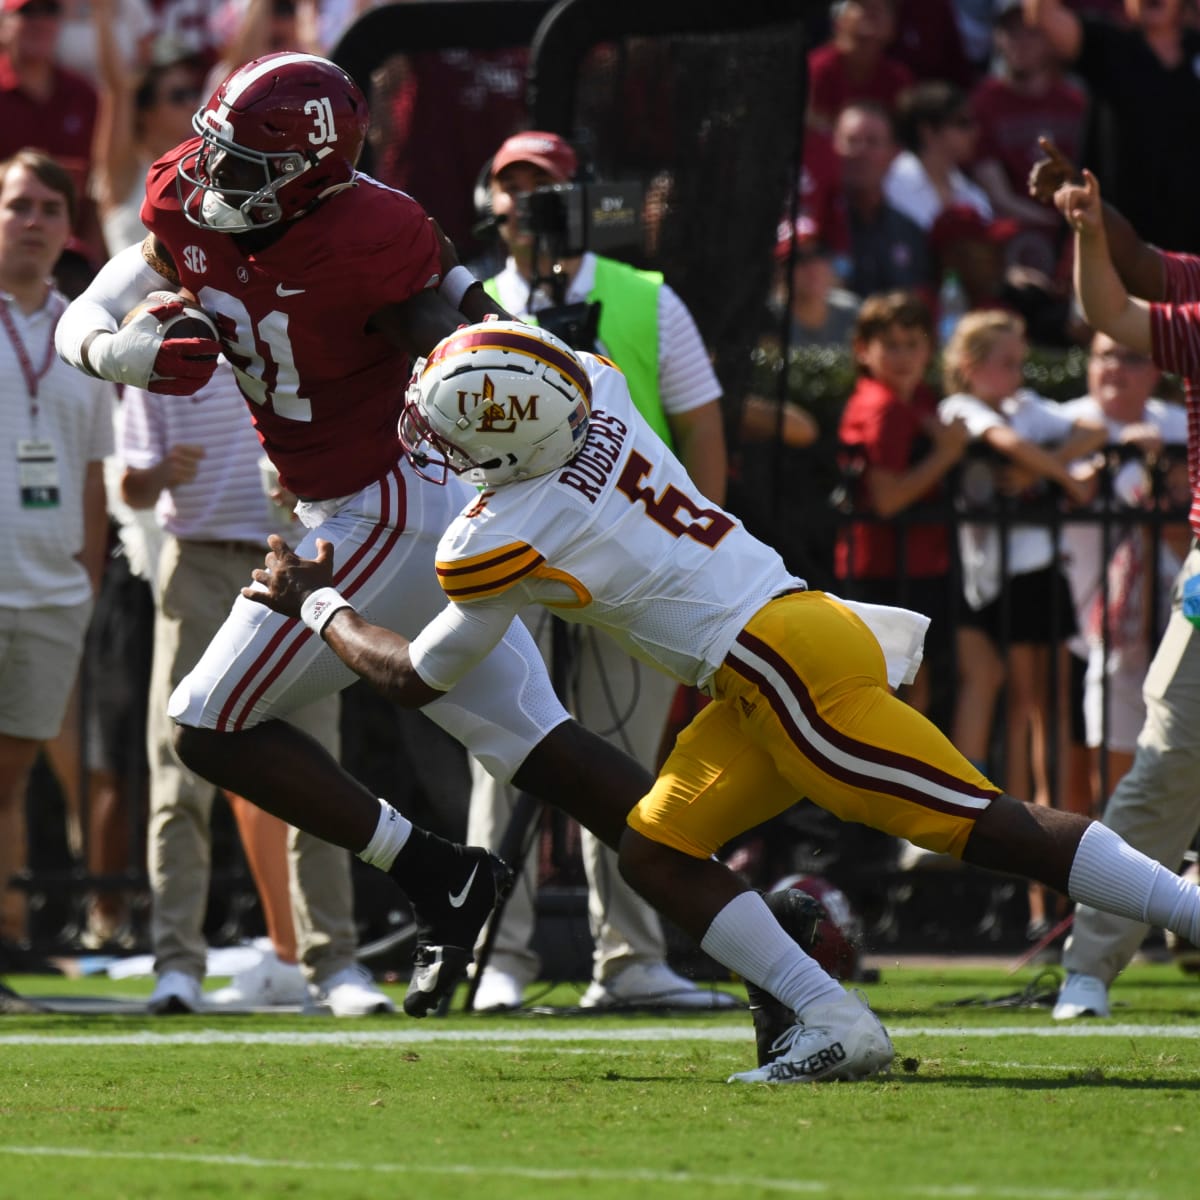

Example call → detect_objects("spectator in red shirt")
971 0 1085 277
807 0 914 133
890 0 975 88
834 290 969 716
797 124 845 249
0 0 96 202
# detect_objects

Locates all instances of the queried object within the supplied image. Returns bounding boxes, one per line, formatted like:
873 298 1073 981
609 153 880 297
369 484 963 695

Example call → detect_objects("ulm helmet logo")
459 375 541 434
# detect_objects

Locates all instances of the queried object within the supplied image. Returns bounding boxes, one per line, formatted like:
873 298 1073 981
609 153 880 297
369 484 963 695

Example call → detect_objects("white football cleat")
306 964 395 1017
147 969 204 1015
580 961 738 1010
1053 972 1110 1020
728 991 893 1084
210 948 307 1008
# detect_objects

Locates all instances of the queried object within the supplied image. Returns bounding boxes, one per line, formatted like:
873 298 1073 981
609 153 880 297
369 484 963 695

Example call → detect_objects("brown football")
122 290 219 342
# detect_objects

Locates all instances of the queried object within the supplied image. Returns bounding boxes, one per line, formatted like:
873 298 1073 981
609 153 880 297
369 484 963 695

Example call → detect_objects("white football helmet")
400 320 592 486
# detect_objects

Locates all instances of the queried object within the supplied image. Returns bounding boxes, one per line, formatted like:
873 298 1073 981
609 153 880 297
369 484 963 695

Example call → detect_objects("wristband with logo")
300 587 353 637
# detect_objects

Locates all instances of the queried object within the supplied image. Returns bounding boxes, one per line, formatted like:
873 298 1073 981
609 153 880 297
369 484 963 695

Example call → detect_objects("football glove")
87 294 220 395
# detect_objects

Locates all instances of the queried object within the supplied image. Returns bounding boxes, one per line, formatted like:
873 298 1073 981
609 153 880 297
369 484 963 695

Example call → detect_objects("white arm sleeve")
55 242 176 371
407 597 519 692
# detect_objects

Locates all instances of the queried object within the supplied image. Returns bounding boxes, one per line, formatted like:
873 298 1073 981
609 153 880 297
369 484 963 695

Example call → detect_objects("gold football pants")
629 591 1001 859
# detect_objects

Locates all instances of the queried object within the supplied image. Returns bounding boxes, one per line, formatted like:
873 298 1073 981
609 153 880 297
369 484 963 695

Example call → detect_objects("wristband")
439 264 478 311
300 587 353 637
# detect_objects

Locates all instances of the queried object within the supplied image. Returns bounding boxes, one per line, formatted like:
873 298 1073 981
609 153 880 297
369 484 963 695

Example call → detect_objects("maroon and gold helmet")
177 52 369 232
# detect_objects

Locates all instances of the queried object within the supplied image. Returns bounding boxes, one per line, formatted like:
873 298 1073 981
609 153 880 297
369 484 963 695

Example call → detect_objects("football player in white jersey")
246 321 1200 1083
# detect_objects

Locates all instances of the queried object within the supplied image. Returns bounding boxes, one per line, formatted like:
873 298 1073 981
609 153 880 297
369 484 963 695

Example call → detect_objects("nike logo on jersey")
276 284 305 297
447 863 480 908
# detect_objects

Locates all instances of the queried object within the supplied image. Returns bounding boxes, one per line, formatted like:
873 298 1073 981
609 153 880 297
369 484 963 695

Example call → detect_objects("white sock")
1069 822 1200 944
700 891 844 1015
356 798 413 871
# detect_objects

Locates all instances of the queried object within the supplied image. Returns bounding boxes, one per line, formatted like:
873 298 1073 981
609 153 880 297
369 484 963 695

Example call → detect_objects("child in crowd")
835 291 969 717
938 310 1106 937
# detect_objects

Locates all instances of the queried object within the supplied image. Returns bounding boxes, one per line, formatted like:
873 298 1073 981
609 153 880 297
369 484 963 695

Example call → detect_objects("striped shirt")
0 287 114 607
118 363 282 542
1148 250 1200 539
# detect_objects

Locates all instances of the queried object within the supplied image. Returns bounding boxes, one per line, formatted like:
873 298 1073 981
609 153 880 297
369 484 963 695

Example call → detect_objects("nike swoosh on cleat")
447 863 480 909
276 284 305 296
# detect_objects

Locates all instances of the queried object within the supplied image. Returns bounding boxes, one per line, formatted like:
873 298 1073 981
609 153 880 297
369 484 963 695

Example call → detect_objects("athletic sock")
1069 821 1200 944
700 891 845 1015
356 798 413 872
385 823 479 906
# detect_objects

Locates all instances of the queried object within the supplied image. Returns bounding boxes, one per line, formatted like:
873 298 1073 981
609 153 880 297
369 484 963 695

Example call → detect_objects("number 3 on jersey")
616 450 733 547
196 289 309 422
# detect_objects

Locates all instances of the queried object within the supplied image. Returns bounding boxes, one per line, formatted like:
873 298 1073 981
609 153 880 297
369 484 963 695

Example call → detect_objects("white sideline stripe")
0 1023 1198 1047
0 1146 1162 1200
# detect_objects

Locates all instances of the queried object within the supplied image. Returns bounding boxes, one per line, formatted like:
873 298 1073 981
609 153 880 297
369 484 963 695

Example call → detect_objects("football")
767 873 864 981
122 289 219 343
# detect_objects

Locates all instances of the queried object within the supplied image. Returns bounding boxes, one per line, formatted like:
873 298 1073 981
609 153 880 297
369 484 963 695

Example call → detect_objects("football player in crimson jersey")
245 319 1200 1082
55 51 651 1017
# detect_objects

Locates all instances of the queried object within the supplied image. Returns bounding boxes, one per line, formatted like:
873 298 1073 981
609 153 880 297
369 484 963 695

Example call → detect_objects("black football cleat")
403 849 515 1018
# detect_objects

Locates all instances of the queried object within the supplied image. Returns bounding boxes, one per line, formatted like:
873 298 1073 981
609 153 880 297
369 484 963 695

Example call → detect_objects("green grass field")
1 962 1197 1199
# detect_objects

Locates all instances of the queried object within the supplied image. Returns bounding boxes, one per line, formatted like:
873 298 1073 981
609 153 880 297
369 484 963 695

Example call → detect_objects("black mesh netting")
339 1 808 433
534 22 807 418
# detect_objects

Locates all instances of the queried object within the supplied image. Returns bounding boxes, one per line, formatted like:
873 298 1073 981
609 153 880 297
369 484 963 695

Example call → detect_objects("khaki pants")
148 537 353 982
468 616 674 985
1063 545 1200 984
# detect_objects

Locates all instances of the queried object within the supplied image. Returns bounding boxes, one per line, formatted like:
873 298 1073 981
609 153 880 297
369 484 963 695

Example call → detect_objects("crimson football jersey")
141 139 442 499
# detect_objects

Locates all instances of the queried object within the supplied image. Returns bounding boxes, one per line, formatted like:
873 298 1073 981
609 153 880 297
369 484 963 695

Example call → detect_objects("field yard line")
0 1024 1198 1047
0 1145 1161 1200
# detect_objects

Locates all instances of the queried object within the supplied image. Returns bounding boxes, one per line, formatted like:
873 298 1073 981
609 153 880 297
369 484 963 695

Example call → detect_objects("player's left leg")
619 699 892 1084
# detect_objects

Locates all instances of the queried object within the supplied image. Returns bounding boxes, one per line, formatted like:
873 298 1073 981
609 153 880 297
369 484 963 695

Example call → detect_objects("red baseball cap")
490 131 578 183
774 215 824 262
930 204 1020 252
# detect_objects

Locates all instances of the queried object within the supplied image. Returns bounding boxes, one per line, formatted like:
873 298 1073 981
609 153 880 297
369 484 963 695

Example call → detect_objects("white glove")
86 294 220 395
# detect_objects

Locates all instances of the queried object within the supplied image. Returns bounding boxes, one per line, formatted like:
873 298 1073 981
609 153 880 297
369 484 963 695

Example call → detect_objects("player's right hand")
86 298 220 395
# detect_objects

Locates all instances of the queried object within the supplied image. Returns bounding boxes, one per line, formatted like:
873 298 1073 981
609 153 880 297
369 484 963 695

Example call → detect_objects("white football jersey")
411 355 801 692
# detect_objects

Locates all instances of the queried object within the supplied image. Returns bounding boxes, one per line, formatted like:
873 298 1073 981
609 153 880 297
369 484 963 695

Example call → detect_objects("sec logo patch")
183 245 208 274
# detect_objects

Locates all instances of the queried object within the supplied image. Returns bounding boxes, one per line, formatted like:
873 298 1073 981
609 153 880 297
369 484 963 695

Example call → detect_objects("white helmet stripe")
221 52 332 106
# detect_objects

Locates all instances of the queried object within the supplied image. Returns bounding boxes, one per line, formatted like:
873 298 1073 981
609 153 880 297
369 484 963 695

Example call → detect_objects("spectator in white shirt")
0 150 113 960
885 79 993 231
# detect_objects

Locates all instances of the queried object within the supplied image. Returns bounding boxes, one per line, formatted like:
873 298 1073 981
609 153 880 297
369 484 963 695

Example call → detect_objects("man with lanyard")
0 149 112 963
467 131 732 1011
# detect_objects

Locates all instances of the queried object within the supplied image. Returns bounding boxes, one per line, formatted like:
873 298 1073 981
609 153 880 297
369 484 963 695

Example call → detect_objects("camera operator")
466 130 732 1011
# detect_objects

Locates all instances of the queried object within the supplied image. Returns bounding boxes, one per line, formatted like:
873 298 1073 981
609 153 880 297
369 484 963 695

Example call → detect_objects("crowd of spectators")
2 0 1195 984
748 0 1198 942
